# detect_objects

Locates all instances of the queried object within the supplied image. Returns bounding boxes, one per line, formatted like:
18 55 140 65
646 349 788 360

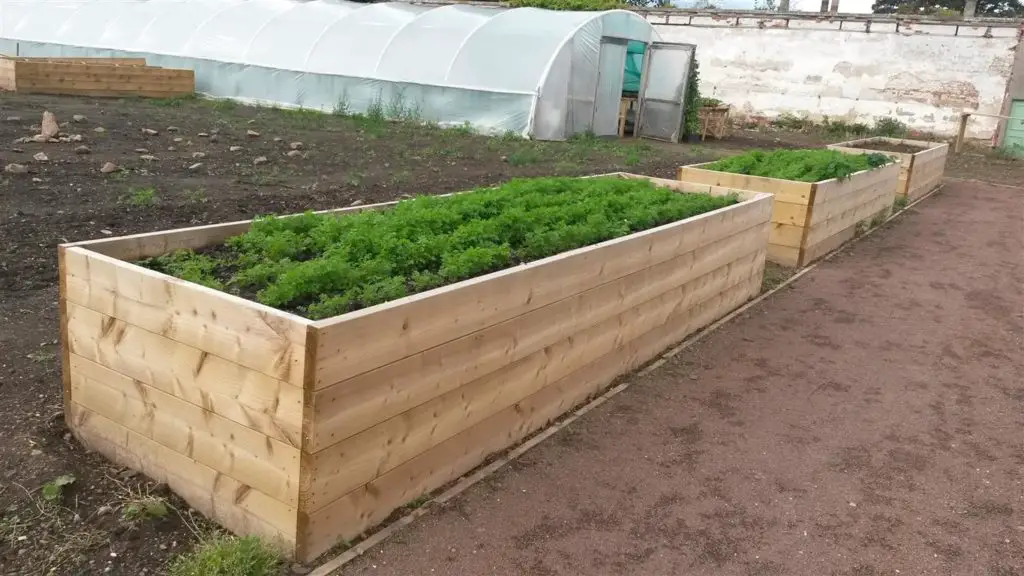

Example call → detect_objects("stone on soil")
40 111 59 139
33 152 48 162
4 163 28 174
72 114 87 123
100 162 118 173
75 146 91 155
253 156 269 165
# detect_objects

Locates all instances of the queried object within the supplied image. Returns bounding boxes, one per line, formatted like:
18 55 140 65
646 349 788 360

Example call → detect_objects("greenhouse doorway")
636 42 696 143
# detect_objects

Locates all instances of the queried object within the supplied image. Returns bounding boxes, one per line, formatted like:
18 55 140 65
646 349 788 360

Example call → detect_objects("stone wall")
644 11 1022 139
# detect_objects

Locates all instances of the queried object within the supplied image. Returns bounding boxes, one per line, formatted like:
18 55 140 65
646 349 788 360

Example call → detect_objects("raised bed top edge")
828 136 950 151
59 173 771 327
681 160 900 186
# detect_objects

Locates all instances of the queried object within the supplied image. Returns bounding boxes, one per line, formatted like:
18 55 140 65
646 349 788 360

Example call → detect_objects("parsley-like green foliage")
704 149 892 183
141 177 737 319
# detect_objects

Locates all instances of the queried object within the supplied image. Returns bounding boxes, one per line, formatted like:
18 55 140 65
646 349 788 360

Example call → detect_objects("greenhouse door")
592 38 628 137
636 42 695 143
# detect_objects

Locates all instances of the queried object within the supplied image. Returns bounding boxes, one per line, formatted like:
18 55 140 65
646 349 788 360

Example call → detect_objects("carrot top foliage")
704 149 893 183
140 177 738 319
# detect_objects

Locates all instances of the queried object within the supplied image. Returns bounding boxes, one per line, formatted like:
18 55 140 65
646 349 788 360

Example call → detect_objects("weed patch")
140 177 737 319
120 186 158 207
166 535 281 576
703 149 892 182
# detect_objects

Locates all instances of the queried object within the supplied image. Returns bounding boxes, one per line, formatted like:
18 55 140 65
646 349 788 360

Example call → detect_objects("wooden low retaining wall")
677 162 899 268
0 56 194 98
59 174 771 561
827 137 948 202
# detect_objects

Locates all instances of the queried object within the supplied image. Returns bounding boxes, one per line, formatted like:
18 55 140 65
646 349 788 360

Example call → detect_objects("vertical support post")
955 112 969 153
779 0 790 11
819 0 829 12
963 0 978 18
829 0 840 13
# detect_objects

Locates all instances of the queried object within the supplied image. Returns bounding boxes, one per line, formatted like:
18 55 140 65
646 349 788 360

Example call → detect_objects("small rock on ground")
141 128 159 136
187 163 203 171
139 155 158 162
33 152 48 162
5 116 22 122
253 156 269 165
75 146 91 155
4 163 28 174
93 127 106 133
289 141 304 150
229 146 243 152
135 148 149 154
99 162 118 173
247 129 260 138
191 152 206 159
40 111 59 139
72 114 87 123
286 150 303 158
167 126 180 132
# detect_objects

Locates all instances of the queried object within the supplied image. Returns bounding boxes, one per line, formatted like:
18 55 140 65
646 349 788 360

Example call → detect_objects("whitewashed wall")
648 14 1021 139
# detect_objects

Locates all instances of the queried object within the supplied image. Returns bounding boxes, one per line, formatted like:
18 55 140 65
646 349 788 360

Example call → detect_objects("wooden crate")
0 56 193 98
678 162 899 268
826 137 948 202
59 174 771 561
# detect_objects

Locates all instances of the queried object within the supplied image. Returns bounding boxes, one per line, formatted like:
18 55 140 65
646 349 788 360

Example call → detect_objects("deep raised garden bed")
678 150 899 268
59 174 771 561
827 137 948 202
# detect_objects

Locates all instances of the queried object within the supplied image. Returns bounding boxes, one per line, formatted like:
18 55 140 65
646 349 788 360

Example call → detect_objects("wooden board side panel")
306 247 765 510
69 353 300 506
65 300 304 446
69 404 298 552
15 62 194 97
905 144 948 201
300 268 764 561
314 195 772 387
677 165 814 205
311 221 768 449
0 59 16 91
811 163 899 208
63 247 308 386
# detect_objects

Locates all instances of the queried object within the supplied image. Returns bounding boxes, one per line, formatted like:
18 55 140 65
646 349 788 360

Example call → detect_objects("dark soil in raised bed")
847 139 931 154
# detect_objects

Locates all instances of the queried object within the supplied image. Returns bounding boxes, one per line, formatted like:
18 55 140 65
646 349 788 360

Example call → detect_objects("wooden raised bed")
0 56 193 98
678 161 899 268
59 174 771 561
826 137 948 202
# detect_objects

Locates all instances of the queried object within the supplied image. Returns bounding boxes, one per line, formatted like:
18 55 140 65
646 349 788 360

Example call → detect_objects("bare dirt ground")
0 94 724 576
0 92 1020 575
341 179 1024 576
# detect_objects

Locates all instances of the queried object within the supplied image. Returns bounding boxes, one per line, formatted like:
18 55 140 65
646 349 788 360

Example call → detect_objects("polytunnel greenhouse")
0 0 696 140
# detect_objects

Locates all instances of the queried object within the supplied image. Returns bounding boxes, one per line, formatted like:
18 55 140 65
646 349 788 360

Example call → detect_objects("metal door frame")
636 41 696 143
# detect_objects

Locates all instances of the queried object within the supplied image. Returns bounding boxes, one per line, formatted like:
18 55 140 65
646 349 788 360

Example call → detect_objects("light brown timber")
827 137 948 202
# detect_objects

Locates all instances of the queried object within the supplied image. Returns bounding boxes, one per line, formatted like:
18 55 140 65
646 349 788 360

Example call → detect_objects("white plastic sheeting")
0 0 658 139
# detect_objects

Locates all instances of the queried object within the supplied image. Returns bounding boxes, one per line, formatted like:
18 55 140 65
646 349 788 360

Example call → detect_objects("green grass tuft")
166 535 281 576
704 149 892 183
120 186 158 207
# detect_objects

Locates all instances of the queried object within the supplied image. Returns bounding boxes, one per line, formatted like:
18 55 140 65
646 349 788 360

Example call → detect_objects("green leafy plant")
683 57 701 138
41 474 75 502
703 149 893 182
166 535 281 576
141 177 737 319
122 498 169 522
120 186 158 207
873 117 908 137
700 97 724 107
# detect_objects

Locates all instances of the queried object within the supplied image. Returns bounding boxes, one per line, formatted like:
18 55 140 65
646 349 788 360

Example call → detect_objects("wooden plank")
65 301 303 446
16 62 192 80
63 247 308 387
2 56 147 65
767 244 801 268
69 403 298 549
70 355 300 507
769 222 806 249
802 220 859 265
300 270 762 560
0 59 15 91
771 201 809 226
306 248 764 510
310 222 768 449
58 246 73 423
313 194 772 388
677 164 815 205
811 163 898 207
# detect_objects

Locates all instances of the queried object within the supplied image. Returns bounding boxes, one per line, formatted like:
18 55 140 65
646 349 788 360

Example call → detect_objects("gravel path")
339 180 1024 576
